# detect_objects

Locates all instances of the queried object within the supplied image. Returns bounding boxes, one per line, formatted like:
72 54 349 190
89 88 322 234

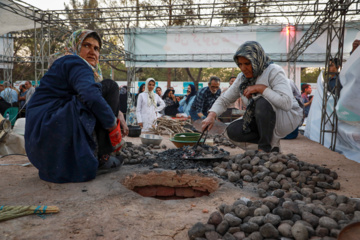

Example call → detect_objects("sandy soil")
0 134 359 240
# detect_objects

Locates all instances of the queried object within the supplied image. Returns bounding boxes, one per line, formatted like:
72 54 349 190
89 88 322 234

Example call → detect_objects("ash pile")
119 142 229 171
142 145 230 171
188 150 360 240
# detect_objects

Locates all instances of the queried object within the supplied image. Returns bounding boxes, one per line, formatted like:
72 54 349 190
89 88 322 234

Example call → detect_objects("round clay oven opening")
122 171 219 200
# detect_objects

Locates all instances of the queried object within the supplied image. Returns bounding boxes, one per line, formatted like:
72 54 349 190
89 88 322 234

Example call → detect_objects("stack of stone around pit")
188 150 360 239
189 193 360 240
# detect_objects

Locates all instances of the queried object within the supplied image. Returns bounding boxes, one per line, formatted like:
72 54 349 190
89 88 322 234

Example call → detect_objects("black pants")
226 97 276 152
96 79 120 157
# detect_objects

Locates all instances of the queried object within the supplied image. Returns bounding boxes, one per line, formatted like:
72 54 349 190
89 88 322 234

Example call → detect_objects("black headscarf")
186 84 197 104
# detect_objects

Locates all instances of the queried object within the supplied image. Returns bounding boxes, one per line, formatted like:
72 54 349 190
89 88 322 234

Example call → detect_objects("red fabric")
109 119 122 151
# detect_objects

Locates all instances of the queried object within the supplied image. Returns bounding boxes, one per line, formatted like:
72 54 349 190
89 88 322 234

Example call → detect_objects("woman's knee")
254 97 274 118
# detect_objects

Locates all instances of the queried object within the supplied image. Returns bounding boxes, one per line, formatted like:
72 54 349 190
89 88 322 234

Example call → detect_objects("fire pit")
122 170 219 200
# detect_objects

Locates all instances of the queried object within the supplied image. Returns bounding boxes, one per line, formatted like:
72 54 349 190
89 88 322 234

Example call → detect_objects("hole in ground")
122 170 219 200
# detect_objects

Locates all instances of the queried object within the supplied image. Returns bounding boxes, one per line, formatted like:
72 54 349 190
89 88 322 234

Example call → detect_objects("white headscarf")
144 78 157 107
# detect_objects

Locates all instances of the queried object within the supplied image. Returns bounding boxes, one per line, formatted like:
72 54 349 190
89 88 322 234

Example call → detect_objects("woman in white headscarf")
136 78 165 132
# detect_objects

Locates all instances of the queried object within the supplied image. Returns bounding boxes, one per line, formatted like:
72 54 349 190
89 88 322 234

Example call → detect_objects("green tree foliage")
301 67 322 83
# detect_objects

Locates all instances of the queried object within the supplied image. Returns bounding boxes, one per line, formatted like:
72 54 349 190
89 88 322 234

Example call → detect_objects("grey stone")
338 202 355 214
282 201 300 214
258 188 267 198
228 172 241 182
258 182 269 191
223 232 237 240
233 231 246 240
213 167 227 176
300 188 313 197
273 207 293 220
247 231 263 240
330 209 347 221
234 204 249 219
353 211 360 221
254 205 270 216
224 213 242 227
224 205 234 214
242 163 253 171
278 222 293 238
241 169 252 177
268 181 281 189
315 226 329 237
263 213 281 226
263 195 280 205
250 157 260 166
188 222 207 240
208 211 223 226
248 216 264 225
216 220 230 235
204 231 221 240
240 222 259 233
228 227 241 234
319 216 338 229
259 223 279 238
330 228 340 238
301 212 319 228
243 175 253 182
291 221 308 240
272 189 285 198
312 206 327 217
270 162 285 173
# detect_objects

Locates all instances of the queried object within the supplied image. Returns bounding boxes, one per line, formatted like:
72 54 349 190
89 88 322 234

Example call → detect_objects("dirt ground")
0 134 359 240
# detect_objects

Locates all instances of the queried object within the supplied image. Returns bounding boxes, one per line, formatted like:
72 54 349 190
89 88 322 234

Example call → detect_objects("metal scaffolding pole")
1 33 13 83
125 28 137 125
320 0 348 151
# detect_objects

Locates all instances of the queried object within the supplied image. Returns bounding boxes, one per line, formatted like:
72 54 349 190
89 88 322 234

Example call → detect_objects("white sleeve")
156 95 165 112
262 68 293 111
136 93 143 123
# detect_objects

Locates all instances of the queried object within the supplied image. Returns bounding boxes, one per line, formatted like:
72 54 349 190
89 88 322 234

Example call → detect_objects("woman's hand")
138 122 143 128
201 112 216 131
243 84 267 99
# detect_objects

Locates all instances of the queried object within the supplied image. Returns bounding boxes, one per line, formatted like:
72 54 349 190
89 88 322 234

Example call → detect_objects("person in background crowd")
351 39 360 55
219 76 245 122
0 81 18 115
179 84 196 116
119 86 129 119
25 29 124 183
202 41 303 153
135 83 145 106
18 84 27 109
155 86 163 97
136 78 165 132
327 58 342 96
162 88 179 117
189 76 221 121
301 84 312 118
24 81 35 103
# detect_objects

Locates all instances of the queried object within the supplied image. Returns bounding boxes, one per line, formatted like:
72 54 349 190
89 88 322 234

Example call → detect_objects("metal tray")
186 153 227 161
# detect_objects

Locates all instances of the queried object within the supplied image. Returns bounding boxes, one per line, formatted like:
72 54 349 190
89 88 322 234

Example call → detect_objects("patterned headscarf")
233 41 273 133
49 29 103 82
144 78 157 107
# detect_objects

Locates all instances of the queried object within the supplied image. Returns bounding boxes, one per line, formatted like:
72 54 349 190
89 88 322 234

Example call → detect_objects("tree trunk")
167 68 172 88
185 68 203 91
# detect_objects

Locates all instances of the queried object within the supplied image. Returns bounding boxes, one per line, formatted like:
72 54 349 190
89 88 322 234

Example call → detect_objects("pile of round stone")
213 134 237 148
120 142 166 164
189 193 360 240
212 150 340 198
188 150 360 239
